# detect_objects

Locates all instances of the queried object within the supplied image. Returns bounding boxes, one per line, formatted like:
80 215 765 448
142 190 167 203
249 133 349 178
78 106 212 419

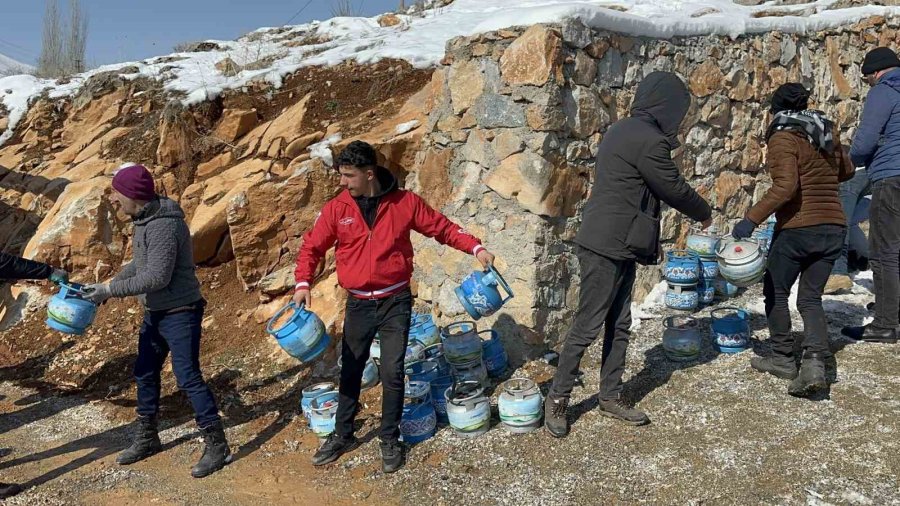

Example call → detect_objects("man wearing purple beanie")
83 163 231 478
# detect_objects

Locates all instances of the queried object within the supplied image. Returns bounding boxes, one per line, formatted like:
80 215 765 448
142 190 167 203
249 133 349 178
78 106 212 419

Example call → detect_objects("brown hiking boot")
824 275 853 295
597 397 650 426
544 396 569 438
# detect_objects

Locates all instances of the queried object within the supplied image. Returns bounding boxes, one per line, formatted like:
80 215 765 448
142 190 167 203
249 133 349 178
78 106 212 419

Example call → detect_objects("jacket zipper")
368 198 387 293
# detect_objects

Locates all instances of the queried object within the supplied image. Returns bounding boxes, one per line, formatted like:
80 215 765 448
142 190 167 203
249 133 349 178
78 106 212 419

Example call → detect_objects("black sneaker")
311 434 359 466
380 439 404 473
544 396 569 438
597 397 650 426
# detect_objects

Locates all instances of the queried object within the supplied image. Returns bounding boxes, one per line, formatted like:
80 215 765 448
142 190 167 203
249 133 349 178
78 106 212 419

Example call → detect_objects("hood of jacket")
134 197 185 226
880 67 900 91
630 71 691 141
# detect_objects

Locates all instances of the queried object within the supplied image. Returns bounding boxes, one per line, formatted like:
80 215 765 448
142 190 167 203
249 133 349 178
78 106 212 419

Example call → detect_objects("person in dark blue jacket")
843 47 900 343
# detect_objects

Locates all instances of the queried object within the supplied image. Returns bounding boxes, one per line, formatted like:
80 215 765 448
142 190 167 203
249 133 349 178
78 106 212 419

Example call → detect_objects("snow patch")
308 134 342 167
3 0 899 146
395 120 421 136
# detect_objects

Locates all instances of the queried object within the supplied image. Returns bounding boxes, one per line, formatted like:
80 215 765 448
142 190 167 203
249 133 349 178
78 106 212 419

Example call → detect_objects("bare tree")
37 0 63 78
66 0 88 74
331 0 359 17
37 0 89 78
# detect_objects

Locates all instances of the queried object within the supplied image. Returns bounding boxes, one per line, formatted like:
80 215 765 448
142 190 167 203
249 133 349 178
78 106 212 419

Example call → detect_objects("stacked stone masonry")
410 15 898 361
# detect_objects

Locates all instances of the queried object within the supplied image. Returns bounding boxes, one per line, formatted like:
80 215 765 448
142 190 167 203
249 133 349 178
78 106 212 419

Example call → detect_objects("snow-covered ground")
0 52 32 76
2 0 899 146
637 269 875 333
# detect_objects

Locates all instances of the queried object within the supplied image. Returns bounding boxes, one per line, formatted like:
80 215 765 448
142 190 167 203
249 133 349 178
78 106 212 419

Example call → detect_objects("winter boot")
788 352 828 398
116 415 162 465
750 355 798 380
0 482 23 499
380 439 404 474
544 396 569 438
597 397 650 426
191 421 232 478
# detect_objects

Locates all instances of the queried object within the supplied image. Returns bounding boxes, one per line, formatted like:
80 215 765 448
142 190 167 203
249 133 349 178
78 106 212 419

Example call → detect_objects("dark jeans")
870 177 900 329
763 225 844 357
335 288 412 442
833 169 871 275
135 303 221 427
550 246 635 401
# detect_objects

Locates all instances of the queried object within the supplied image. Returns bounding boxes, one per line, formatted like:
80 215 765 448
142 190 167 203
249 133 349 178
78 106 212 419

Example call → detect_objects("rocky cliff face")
0 15 895 365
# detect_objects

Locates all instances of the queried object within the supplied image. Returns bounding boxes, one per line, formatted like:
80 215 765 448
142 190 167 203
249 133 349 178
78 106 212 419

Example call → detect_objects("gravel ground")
2 276 899 505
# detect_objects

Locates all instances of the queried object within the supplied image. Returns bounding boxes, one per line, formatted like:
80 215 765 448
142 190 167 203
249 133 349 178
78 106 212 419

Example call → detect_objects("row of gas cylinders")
664 220 775 312
396 320 514 443
300 376 543 442
662 307 751 361
299 316 528 442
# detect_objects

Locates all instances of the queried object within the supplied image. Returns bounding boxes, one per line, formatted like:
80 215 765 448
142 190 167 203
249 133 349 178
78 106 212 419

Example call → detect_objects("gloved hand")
731 218 757 240
48 268 69 285
83 283 112 305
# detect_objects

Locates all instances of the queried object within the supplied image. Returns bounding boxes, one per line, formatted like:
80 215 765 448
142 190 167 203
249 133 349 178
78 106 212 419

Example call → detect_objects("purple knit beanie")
112 164 156 201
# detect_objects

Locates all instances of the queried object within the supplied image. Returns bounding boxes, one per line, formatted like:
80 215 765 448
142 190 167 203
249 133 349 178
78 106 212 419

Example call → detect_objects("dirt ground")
1 268 900 505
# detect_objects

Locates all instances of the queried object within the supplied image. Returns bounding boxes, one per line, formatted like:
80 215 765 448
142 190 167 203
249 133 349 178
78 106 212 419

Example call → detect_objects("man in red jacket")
294 141 494 473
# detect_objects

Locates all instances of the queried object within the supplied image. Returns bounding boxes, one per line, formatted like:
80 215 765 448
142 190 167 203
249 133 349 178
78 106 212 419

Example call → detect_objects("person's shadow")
557 310 756 426
0 361 330 491
0 348 131 436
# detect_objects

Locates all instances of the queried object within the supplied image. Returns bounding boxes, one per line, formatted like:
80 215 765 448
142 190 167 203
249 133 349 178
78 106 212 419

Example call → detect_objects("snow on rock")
631 280 667 331
2 0 900 145
308 134 342 167
0 74 45 145
394 120 421 136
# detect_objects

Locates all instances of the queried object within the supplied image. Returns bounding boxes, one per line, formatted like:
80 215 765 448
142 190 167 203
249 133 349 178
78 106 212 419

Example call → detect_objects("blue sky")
0 0 401 67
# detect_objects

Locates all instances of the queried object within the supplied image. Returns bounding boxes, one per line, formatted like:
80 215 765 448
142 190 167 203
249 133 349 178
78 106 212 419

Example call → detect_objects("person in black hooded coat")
544 71 712 437
0 252 67 499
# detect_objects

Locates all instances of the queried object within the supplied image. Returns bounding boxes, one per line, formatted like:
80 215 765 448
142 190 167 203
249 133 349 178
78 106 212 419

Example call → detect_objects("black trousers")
870 177 900 329
763 225 844 357
334 288 412 442
550 246 635 401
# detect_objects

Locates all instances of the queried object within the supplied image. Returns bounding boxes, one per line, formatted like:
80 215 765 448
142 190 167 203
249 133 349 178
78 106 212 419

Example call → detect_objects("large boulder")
482 151 584 217
183 159 270 263
500 25 564 86
226 158 340 289
238 94 311 158
22 176 129 279
214 109 258 142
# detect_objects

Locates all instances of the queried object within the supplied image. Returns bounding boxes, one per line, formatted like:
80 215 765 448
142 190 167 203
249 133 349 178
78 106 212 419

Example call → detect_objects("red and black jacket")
294 169 483 299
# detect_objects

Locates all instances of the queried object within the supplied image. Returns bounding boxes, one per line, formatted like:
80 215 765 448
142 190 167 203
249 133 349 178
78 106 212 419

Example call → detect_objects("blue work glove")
731 218 757 240
48 268 69 285
83 283 112 305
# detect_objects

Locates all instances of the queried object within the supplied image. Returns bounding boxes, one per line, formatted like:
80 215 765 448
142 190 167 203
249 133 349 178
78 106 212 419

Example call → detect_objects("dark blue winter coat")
851 68 900 181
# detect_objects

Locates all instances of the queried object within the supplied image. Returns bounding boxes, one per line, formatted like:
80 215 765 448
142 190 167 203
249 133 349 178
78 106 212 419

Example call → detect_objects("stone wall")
409 15 898 361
